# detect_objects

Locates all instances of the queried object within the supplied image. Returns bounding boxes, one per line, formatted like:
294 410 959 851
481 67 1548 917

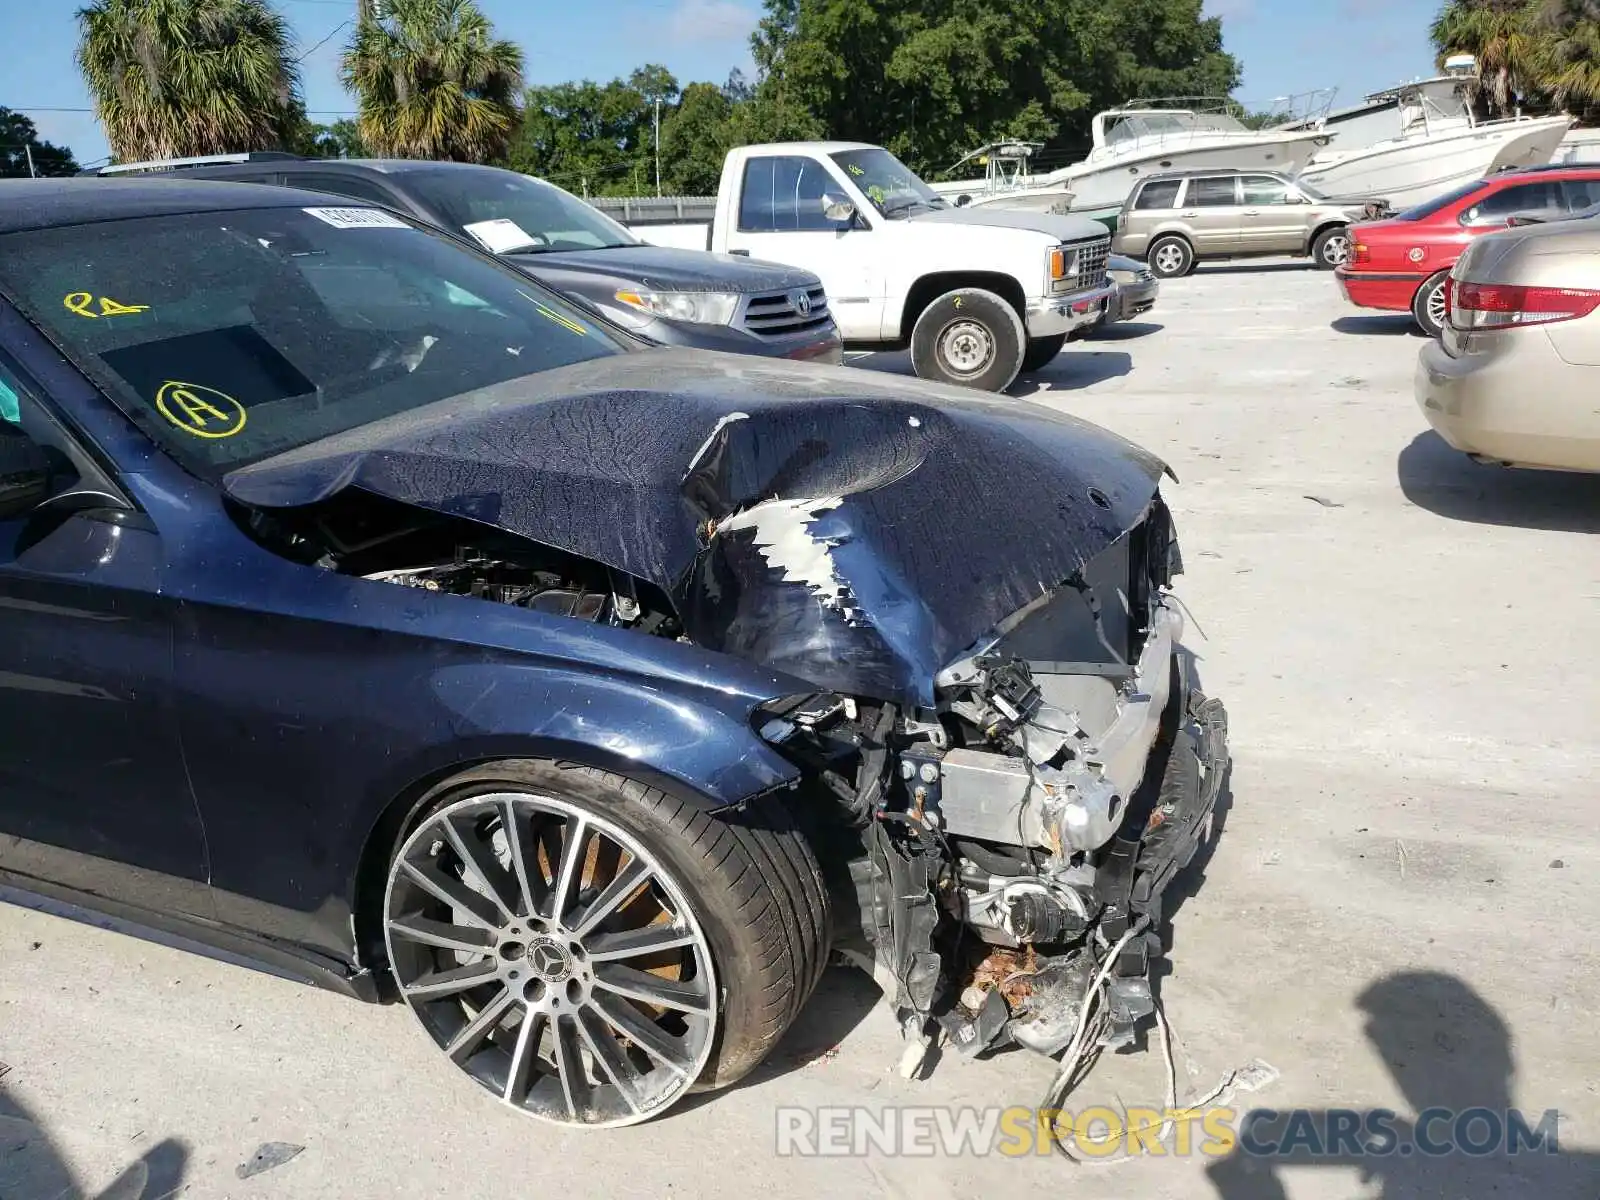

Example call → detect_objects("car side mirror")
956 194 972 208
0 433 58 519
821 194 857 223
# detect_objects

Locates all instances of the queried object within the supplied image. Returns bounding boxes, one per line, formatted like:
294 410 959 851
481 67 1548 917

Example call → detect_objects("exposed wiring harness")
1039 914 1254 1165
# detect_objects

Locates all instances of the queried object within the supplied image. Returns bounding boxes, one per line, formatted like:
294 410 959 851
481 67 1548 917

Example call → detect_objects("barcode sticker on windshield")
302 207 410 229
463 218 545 254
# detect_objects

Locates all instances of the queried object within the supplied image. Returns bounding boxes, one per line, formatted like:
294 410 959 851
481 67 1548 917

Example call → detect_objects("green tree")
306 118 370 158
76 0 301 161
1533 0 1600 111
661 82 732 193
1431 0 1543 115
342 0 523 161
0 109 79 177
747 0 1240 174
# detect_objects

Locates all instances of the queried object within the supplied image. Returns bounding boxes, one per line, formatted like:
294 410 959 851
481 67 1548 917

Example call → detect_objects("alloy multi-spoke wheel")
385 791 718 1127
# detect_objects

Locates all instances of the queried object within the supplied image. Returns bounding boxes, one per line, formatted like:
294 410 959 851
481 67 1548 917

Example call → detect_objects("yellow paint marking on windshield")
154 381 246 439
64 292 149 319
517 288 588 336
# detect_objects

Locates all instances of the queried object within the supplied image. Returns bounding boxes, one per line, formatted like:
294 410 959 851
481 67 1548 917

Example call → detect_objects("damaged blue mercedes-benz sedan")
0 179 1227 1128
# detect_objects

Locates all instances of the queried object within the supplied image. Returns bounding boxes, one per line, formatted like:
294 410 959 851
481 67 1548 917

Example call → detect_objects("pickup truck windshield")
0 206 625 479
403 165 640 253
830 148 947 218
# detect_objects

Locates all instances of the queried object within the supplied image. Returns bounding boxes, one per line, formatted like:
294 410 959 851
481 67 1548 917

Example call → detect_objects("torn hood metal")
223 351 1170 705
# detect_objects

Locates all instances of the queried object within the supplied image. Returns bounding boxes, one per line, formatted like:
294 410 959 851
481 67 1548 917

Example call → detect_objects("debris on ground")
790 1044 841 1068
1303 494 1344 508
236 1142 305 1179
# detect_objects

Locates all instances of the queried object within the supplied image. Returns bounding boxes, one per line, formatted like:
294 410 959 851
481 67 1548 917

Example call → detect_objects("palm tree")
1533 0 1600 111
341 0 523 162
1431 0 1542 116
77 0 300 161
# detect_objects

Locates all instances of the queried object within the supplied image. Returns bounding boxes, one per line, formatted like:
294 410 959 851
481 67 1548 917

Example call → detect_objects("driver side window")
0 365 55 525
738 157 838 232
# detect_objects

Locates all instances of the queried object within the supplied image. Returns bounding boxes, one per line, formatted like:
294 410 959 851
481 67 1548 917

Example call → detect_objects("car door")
719 153 883 341
1560 177 1600 214
1237 174 1306 254
1183 176 1245 253
0 337 209 918
1459 180 1567 230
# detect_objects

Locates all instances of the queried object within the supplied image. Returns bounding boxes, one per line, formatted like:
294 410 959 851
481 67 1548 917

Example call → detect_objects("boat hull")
1298 115 1572 210
927 181 1076 213
1055 132 1329 215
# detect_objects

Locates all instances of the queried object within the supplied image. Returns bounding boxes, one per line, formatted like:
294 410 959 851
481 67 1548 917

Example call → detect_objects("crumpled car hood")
223 351 1168 705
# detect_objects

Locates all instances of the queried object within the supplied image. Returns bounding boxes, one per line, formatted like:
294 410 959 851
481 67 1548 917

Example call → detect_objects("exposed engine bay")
236 482 1228 1081
233 488 683 636
752 498 1230 1068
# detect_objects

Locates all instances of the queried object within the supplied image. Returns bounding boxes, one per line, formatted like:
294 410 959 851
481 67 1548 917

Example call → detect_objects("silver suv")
1113 170 1386 278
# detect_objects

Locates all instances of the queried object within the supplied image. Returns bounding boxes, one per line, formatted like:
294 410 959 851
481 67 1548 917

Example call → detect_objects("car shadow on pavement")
1013 349 1133 394
0 1087 187 1200
1193 262 1312 275
1205 971 1600 1199
1088 321 1164 342
1331 314 1423 337
1398 431 1600 533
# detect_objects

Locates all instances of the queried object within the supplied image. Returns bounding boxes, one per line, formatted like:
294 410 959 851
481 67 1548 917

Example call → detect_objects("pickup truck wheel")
910 288 1025 391
382 760 830 1126
1020 334 1068 373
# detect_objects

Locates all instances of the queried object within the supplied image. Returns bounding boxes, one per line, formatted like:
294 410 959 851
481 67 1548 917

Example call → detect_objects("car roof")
1492 162 1600 178
112 157 515 182
0 177 343 235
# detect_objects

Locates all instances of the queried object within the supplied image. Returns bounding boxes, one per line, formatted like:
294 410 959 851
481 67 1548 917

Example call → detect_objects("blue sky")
5 0 1442 167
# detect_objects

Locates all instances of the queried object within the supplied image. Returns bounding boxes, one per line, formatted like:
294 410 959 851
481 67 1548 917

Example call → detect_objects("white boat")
1555 127 1600 165
927 141 1075 213
1041 99 1335 225
1293 68 1572 209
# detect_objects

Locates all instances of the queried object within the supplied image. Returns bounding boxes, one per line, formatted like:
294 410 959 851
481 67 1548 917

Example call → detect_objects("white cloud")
668 0 758 44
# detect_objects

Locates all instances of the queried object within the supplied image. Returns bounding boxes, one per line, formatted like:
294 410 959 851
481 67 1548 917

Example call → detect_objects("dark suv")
93 154 842 363
1113 168 1387 277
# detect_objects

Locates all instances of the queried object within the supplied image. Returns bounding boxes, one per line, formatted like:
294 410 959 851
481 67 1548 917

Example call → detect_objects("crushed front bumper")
1026 282 1116 338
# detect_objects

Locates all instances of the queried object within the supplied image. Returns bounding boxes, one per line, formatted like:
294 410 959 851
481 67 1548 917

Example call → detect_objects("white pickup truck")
618 142 1116 392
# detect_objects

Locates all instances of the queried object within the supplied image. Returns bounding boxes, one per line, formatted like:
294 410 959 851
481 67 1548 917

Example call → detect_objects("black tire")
1311 225 1351 270
390 760 830 1093
1020 333 1068 373
1147 235 1194 279
909 287 1026 391
1411 270 1450 337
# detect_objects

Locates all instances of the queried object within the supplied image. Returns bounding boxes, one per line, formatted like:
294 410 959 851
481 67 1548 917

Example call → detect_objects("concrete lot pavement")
4 263 1598 1199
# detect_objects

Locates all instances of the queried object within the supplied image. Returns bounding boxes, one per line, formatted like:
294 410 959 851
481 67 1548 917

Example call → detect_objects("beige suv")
1113 170 1385 278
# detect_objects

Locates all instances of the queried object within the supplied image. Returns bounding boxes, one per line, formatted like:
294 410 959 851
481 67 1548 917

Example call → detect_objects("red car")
1336 165 1600 336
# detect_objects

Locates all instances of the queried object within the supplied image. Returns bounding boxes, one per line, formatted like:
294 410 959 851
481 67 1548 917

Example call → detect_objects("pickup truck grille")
1074 238 1110 289
739 286 832 337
